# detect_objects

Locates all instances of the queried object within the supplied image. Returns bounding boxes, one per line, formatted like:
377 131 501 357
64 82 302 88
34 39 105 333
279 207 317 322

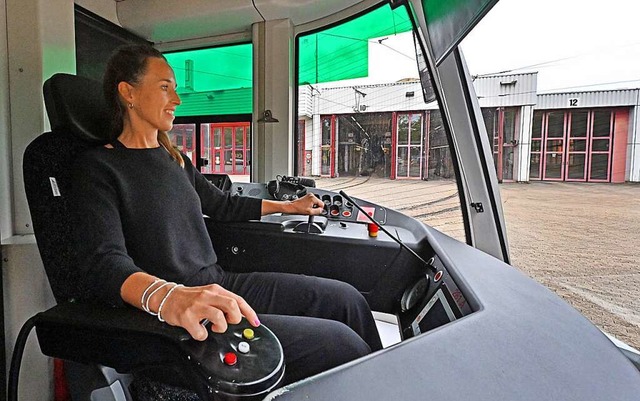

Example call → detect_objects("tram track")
394 192 459 212
408 205 462 220
318 176 371 191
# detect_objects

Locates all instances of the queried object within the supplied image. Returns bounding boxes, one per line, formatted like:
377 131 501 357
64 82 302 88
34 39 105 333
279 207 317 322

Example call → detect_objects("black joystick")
307 215 315 233
184 318 285 398
293 208 323 234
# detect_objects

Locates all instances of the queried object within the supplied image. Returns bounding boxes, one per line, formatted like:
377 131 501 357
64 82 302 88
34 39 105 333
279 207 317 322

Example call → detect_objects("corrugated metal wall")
474 72 538 107
315 81 437 115
536 89 640 109
298 85 313 117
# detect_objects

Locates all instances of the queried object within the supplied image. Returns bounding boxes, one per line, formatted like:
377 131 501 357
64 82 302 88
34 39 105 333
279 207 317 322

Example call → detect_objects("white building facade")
297 72 640 183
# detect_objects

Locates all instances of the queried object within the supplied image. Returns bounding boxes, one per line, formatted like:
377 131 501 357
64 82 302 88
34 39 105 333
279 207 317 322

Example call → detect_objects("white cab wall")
1 0 12 241
3 239 56 399
5 0 76 238
2 1 78 398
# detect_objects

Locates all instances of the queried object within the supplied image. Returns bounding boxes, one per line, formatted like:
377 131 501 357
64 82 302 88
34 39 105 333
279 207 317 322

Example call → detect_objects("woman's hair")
103 44 184 167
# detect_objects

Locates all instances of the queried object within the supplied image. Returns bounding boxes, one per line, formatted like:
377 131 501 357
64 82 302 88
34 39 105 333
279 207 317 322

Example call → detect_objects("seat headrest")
43 73 114 143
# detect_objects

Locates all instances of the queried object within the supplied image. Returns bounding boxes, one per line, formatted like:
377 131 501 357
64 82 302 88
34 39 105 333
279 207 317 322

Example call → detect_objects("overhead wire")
474 41 640 77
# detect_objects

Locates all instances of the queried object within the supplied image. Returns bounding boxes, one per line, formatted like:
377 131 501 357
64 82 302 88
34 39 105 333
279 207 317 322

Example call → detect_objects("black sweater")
70 145 262 306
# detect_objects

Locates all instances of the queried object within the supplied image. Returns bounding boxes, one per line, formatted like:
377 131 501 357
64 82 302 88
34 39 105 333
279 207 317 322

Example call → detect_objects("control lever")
339 190 442 279
293 206 323 234
307 215 314 233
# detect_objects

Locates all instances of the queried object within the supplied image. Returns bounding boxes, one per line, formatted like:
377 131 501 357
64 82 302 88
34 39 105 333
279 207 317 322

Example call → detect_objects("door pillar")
252 19 295 183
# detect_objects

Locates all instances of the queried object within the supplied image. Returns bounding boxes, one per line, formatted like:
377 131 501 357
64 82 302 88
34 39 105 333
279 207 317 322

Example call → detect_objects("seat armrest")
35 302 284 398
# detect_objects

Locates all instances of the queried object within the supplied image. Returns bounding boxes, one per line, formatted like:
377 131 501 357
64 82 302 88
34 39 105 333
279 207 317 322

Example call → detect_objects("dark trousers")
221 271 383 385
131 272 383 399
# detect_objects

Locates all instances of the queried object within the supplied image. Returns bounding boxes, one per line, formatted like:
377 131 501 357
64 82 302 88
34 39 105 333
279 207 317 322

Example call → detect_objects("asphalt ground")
314 177 640 350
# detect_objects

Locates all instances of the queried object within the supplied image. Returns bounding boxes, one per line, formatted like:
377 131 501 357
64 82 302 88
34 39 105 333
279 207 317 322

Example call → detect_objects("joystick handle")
294 215 323 234
307 215 314 233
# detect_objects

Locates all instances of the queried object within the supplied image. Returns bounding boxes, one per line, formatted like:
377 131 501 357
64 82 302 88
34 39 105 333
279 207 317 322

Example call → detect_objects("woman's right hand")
121 272 260 341
159 283 260 341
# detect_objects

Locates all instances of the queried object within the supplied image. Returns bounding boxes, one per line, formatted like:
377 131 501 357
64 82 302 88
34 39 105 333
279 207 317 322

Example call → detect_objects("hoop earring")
128 103 134 109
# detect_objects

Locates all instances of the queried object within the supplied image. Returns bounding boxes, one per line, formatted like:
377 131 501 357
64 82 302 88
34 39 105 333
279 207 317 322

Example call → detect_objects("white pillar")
627 99 640 182
252 19 295 183
516 105 534 182
312 113 322 176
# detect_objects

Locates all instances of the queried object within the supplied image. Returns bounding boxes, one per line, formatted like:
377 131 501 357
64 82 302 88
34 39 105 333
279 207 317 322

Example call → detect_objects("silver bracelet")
140 279 163 311
158 284 183 323
144 281 173 316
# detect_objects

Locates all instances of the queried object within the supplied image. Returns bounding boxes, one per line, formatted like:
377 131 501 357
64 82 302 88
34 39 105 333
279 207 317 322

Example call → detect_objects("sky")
460 0 640 92
337 0 640 94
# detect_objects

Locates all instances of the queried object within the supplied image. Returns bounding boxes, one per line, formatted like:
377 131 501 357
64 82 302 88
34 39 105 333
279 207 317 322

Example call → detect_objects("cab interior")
3 1 640 400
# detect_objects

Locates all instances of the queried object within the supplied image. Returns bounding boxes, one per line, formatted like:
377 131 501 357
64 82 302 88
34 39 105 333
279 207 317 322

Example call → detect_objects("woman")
70 44 382 394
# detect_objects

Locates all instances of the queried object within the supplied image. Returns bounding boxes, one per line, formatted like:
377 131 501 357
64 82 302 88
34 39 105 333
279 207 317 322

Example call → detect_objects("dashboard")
205 179 473 341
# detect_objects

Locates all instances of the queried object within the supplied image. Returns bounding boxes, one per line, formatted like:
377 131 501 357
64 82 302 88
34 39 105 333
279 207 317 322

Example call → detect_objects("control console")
230 182 386 225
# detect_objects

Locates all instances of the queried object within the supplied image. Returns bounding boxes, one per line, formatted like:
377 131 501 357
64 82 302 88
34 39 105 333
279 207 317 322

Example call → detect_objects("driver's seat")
22 73 283 401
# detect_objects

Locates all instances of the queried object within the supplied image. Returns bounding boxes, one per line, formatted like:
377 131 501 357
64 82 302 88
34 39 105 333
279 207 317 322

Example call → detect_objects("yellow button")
243 328 255 340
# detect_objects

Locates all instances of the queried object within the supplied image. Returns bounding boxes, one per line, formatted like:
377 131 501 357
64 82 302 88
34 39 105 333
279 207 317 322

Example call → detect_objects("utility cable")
8 315 39 401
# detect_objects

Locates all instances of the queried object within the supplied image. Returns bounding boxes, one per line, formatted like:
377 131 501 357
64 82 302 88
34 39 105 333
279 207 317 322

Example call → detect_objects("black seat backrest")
23 73 114 303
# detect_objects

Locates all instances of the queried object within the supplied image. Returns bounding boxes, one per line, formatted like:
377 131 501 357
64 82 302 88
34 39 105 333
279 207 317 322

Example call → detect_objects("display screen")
411 288 458 336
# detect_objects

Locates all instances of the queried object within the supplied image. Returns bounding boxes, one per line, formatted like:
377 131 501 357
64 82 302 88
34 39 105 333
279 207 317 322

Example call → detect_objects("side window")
295 4 466 242
164 45 253 177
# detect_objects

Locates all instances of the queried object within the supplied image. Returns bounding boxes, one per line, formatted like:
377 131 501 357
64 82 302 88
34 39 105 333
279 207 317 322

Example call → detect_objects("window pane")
544 153 562 179
165 44 253 116
502 147 514 181
397 147 408 177
590 154 609 180
410 147 421 177
531 140 541 152
168 124 197 167
529 153 541 179
322 117 331 145
592 139 610 152
570 111 588 137
214 128 221 147
568 139 586 152
235 127 244 147
503 108 517 143
532 111 543 139
546 139 563 152
547 111 565 138
410 114 422 145
567 154 586 179
482 108 497 143
592 110 612 137
397 114 409 145
224 128 232 149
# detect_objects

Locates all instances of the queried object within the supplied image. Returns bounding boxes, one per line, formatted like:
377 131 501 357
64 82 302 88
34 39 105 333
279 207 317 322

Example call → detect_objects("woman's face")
127 57 181 132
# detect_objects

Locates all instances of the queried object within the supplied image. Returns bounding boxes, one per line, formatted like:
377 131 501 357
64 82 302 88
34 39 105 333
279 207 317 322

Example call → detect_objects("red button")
223 352 237 366
368 223 379 237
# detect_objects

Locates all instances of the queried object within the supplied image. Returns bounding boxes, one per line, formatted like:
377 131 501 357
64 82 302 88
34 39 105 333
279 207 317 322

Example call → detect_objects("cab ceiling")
115 0 371 44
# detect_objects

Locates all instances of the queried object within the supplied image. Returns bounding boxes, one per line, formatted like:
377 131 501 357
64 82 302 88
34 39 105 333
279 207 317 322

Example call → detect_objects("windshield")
460 0 640 351
294 3 467 242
